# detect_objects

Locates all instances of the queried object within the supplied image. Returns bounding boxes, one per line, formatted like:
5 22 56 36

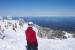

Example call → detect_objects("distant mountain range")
0 16 75 33
35 24 75 39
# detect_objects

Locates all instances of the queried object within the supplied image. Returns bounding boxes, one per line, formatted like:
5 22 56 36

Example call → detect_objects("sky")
0 0 75 16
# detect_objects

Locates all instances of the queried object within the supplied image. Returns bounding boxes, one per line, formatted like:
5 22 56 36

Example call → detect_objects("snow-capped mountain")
35 24 75 39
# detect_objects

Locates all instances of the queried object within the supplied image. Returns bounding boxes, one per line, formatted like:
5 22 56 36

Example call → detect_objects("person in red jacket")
25 22 38 50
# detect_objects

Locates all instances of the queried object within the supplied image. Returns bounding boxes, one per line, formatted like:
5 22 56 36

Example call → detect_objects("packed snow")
0 20 75 50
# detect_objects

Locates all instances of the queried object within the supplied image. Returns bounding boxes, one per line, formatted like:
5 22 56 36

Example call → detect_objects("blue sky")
0 0 75 16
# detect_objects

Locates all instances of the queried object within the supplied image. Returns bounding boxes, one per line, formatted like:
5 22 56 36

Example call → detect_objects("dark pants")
26 43 38 50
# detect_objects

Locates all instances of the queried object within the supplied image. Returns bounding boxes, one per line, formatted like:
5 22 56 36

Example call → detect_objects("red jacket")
25 27 37 44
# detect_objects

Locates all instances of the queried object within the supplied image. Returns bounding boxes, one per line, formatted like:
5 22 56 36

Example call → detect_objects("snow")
63 31 72 38
39 38 75 50
0 20 75 50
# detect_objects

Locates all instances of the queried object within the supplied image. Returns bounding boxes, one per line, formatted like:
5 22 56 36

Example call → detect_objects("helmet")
28 22 33 25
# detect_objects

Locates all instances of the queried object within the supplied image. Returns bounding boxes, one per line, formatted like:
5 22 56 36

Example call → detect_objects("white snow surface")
0 20 75 50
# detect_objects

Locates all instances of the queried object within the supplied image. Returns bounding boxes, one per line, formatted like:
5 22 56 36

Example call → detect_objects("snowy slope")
0 20 75 50
39 38 75 50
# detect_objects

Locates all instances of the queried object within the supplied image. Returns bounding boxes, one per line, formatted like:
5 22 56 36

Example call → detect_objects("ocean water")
12 16 75 32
